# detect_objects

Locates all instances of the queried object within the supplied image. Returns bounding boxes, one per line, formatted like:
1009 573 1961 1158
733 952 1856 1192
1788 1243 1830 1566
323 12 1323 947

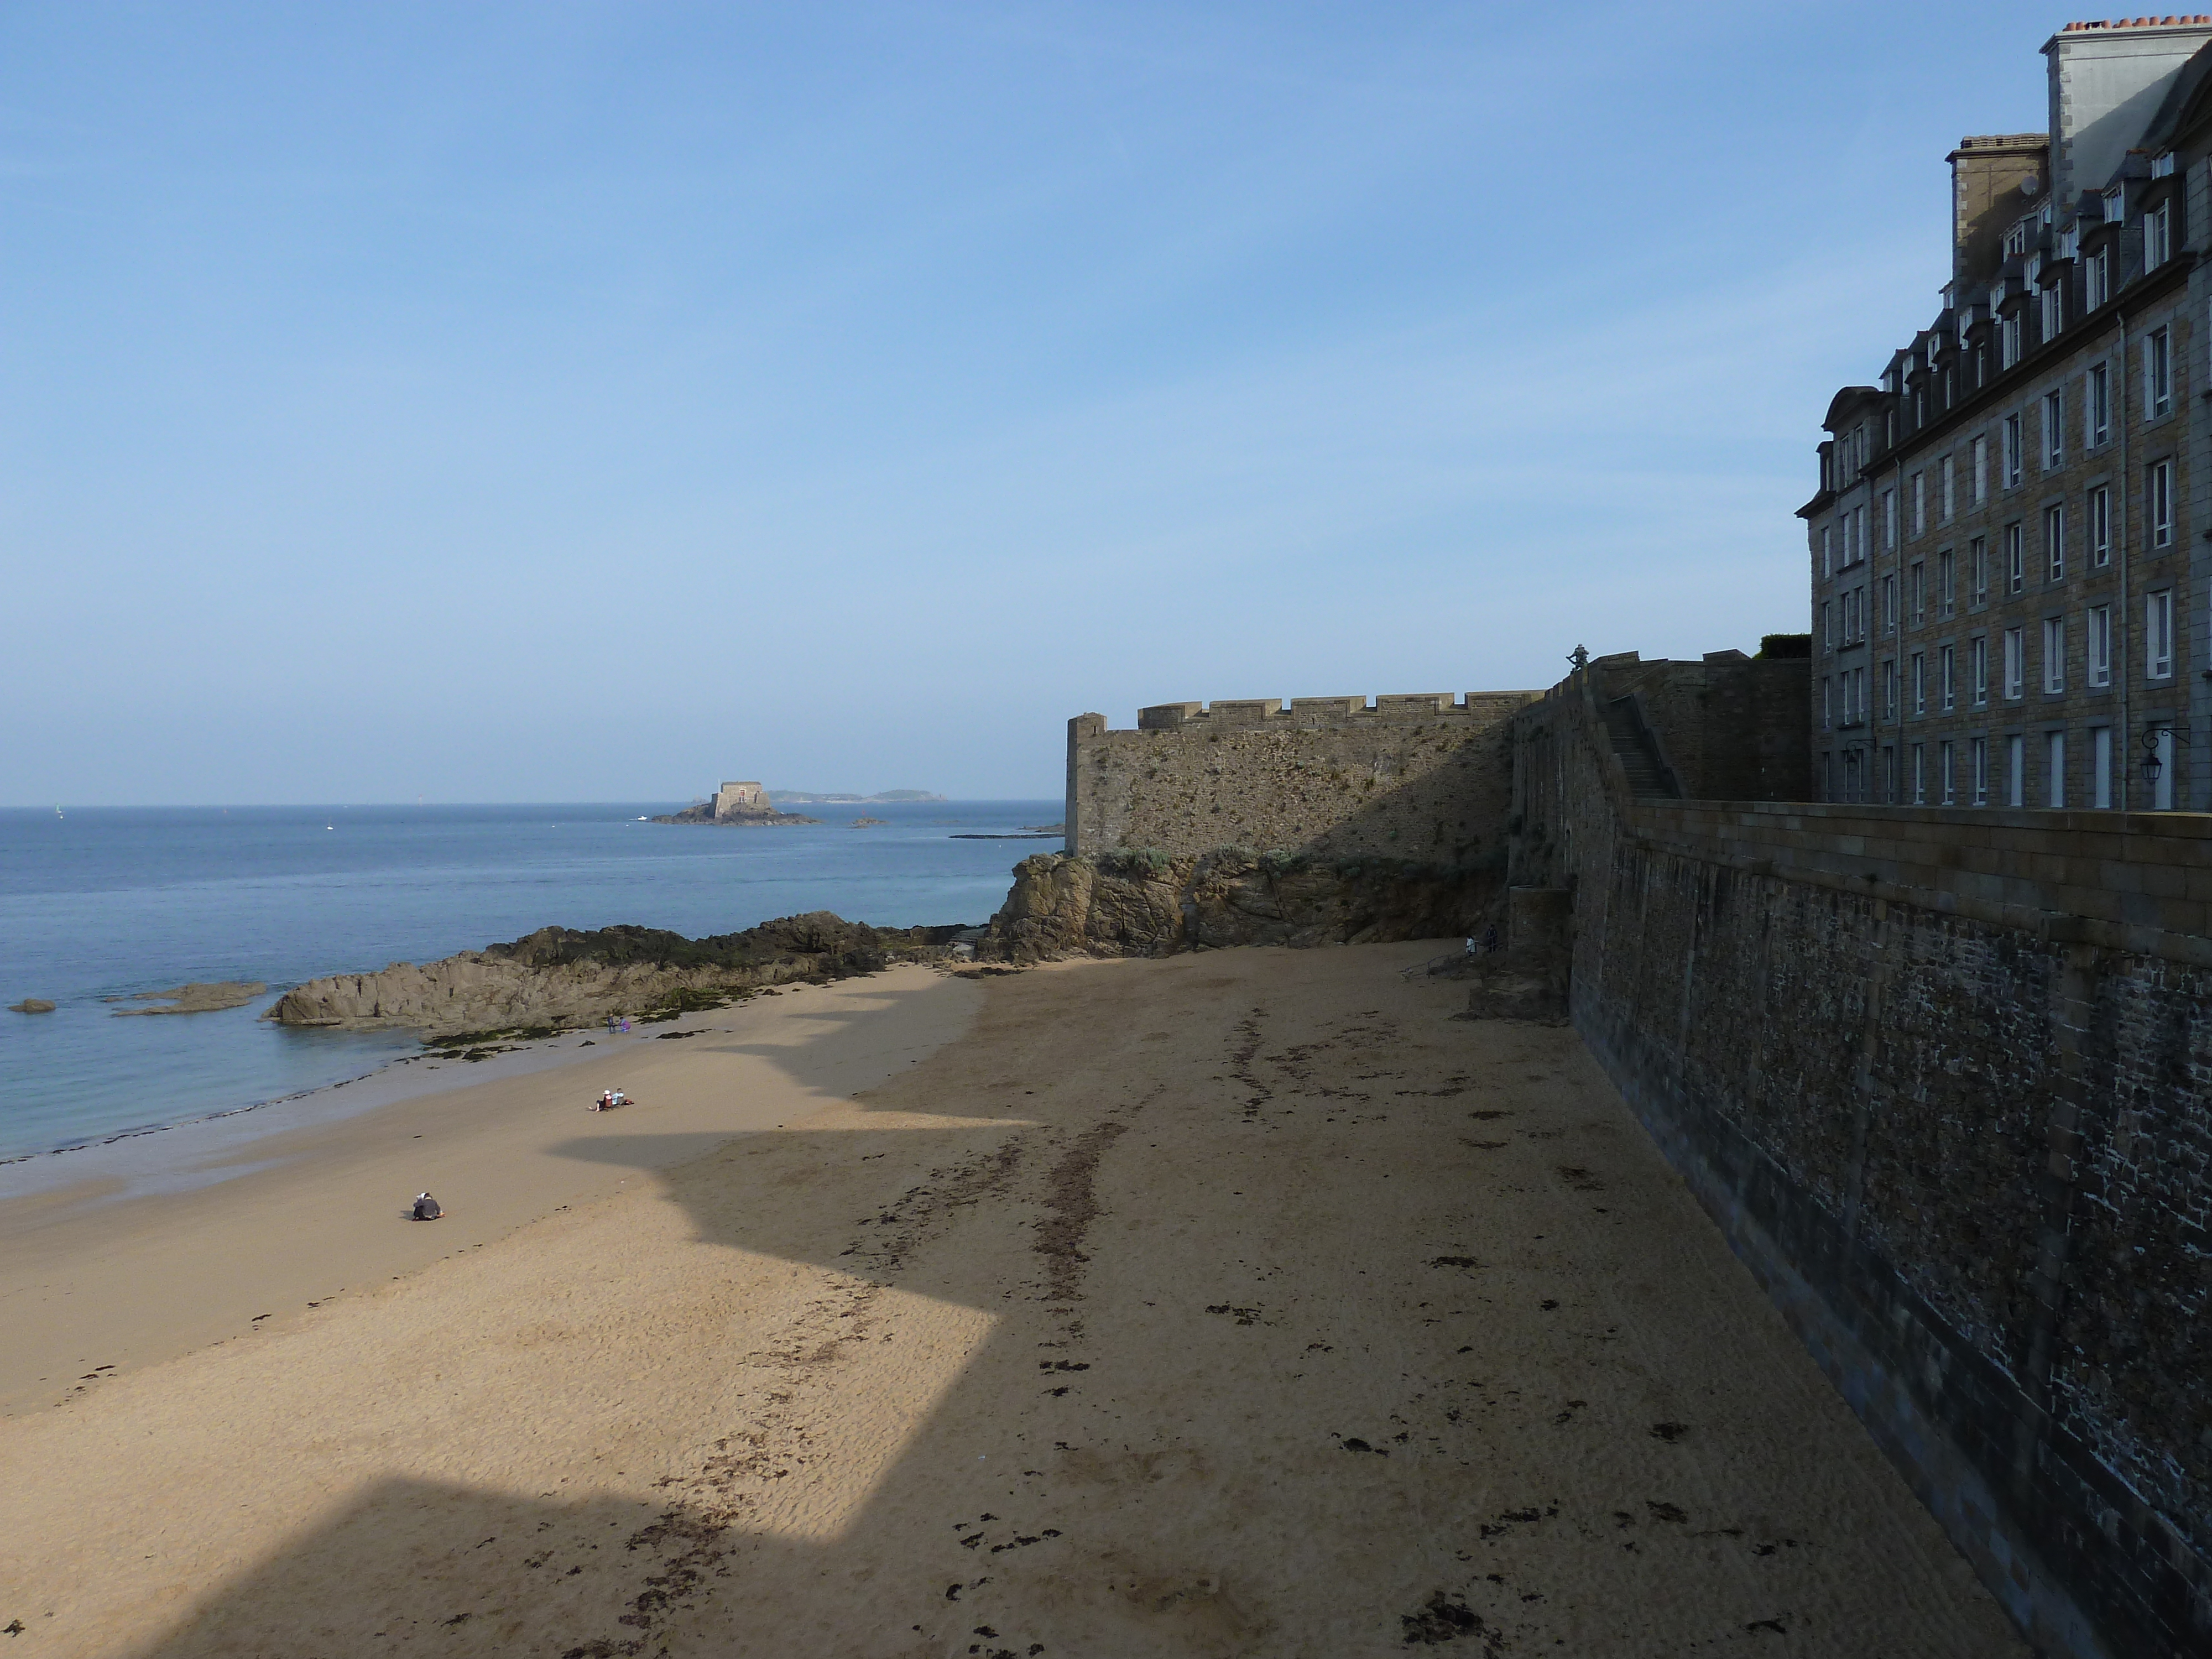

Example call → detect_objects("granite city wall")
1511 662 2212 1659
1063 692 1537 863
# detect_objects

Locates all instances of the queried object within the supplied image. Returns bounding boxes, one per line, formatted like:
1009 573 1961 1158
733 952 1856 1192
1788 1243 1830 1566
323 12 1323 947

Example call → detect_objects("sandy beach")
0 943 2024 1657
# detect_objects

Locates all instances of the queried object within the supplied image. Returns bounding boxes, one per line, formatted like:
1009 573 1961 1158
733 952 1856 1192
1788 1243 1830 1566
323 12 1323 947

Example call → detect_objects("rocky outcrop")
982 848 1504 963
8 998 55 1014
108 982 269 1016
649 802 820 826
267 912 967 1032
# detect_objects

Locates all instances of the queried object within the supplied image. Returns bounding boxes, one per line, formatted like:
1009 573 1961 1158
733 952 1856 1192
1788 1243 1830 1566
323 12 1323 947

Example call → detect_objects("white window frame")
1911 650 1926 715
1972 435 1988 503
2007 733 2026 807
2043 617 2066 695
1911 471 1925 536
1940 739 1956 806
1971 635 1988 707
2147 590 2174 679
2004 627 2025 700
2003 414 2023 486
2146 200 2172 269
2147 327 2173 418
2092 726 2113 809
1972 735 1989 806
2043 504 2064 582
2087 361 2109 445
2046 730 2066 810
1911 742 1926 804
1883 489 1897 552
1940 643 1956 712
1941 455 1955 520
2148 460 2174 548
2089 486 2110 567
2088 604 2112 687
2043 388 2063 466
2087 244 2110 310
2006 522 2025 594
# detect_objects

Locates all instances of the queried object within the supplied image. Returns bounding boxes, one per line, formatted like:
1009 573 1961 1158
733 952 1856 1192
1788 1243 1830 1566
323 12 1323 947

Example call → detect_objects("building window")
1822 677 1832 731
1939 740 1955 805
2005 523 2024 594
1941 455 1955 520
2088 486 2110 567
2006 733 2025 806
1911 471 1925 535
1972 735 1989 805
2148 460 2174 547
2046 730 2066 808
1821 600 1833 653
1938 547 1955 617
2147 590 2174 679
1883 489 1897 551
1911 651 1926 714
1854 664 1866 726
2002 413 2022 486
2001 312 2022 370
1908 560 1924 625
2088 604 2112 687
1970 635 1988 707
1881 573 1896 636
2105 185 2126 225
1972 435 1988 502
2151 728 2176 810
2043 389 2063 466
2146 200 2172 269
2004 627 2025 699
2086 244 2110 310
1940 644 1956 712
2042 281 2063 343
2087 362 2110 444
1820 525 1832 579
1911 743 1926 804
1970 535 1989 606
1855 505 1867 565
2043 504 2064 582
1882 658 1897 722
2092 726 2113 808
2147 327 2173 418
2043 617 2066 694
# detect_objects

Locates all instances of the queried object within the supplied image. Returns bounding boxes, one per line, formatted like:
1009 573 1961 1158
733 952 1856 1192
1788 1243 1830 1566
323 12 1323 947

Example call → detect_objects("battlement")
1133 693 1535 732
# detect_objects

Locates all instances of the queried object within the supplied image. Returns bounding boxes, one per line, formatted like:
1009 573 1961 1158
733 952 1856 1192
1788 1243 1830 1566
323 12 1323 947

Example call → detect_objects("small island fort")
649 780 818 826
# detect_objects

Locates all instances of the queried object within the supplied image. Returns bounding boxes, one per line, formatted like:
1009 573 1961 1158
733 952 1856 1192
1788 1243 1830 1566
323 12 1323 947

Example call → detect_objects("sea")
0 800 1060 1166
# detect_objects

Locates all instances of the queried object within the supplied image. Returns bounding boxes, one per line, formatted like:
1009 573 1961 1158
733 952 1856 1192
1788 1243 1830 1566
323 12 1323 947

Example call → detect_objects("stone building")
712 780 768 820
1804 17 2212 812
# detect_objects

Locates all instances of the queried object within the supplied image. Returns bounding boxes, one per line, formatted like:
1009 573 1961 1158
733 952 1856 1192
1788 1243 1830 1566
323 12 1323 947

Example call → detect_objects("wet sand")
0 945 2024 1657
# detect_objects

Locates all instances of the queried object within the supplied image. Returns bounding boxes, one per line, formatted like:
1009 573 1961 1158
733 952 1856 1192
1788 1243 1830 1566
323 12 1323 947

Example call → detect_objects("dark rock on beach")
8 998 56 1014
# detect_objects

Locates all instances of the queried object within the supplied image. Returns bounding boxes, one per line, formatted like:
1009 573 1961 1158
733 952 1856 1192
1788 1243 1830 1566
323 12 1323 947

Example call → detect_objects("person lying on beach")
411 1192 443 1221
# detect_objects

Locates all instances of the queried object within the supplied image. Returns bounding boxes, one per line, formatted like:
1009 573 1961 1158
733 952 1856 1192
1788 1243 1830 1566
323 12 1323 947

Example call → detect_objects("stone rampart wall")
1065 692 1536 863
1511 664 2212 1659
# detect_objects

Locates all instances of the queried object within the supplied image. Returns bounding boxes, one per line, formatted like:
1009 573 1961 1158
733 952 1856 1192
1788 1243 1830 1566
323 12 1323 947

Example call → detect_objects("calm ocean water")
0 801 1058 1163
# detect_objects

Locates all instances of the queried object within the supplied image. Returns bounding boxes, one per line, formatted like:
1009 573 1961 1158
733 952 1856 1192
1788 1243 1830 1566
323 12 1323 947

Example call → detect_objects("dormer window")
2003 225 2028 259
2086 244 2110 309
2057 227 2078 260
2151 151 2176 180
2145 200 2172 269
2104 186 2126 225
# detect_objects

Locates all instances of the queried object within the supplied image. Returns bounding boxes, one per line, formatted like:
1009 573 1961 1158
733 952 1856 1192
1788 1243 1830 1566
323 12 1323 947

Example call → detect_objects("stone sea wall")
1511 663 2212 1659
1064 692 1535 863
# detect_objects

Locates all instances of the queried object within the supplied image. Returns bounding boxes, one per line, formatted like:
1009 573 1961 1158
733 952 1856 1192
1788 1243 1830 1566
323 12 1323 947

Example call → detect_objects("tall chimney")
1949 134 2048 285
2044 18 2212 207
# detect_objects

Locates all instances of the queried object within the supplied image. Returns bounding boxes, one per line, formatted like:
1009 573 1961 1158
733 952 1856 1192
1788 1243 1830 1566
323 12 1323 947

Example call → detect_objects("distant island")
649 780 818 827
766 789 945 804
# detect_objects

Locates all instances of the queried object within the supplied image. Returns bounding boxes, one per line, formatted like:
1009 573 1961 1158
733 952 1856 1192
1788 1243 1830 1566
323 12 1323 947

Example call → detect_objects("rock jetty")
267 912 968 1032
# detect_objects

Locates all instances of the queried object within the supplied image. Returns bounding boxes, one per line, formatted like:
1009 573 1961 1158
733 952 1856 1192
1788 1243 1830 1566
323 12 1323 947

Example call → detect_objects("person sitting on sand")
411 1192 442 1221
593 1090 613 1112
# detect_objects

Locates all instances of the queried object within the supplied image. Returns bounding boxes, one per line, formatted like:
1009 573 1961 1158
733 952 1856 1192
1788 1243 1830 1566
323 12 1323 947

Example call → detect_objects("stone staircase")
1603 697 1676 799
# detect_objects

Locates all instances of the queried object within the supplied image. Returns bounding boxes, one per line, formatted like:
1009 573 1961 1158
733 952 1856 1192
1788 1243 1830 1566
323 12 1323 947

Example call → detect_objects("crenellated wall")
1064 692 1537 863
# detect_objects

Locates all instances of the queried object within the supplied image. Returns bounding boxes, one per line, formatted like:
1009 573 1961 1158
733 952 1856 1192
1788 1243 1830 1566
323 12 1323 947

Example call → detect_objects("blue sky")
3 2 2050 804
